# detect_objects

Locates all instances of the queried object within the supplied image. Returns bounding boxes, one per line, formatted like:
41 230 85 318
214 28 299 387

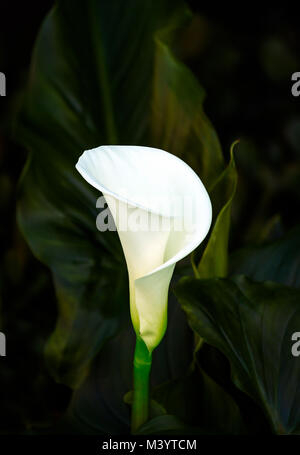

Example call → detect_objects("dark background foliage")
0 1 299 433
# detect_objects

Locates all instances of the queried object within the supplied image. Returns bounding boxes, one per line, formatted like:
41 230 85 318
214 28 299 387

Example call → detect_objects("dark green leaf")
18 157 129 388
152 13 224 187
176 275 300 434
152 366 243 434
195 142 238 279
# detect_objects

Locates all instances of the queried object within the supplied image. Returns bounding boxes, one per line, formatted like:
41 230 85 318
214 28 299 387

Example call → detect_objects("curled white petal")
76 145 212 351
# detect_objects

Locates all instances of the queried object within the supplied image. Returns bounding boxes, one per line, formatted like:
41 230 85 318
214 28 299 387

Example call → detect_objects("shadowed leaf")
176 275 300 434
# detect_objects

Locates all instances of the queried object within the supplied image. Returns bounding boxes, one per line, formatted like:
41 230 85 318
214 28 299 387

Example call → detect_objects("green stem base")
131 336 152 433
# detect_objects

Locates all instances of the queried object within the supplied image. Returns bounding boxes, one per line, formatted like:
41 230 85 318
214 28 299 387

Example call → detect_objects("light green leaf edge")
194 140 239 279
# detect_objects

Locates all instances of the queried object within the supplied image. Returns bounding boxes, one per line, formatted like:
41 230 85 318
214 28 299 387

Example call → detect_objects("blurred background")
0 1 300 433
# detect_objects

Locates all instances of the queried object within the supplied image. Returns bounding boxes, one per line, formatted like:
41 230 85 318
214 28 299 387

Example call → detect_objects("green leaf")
152 367 243 434
195 142 238 279
151 14 224 188
18 155 129 388
176 275 300 434
16 0 224 387
230 225 300 287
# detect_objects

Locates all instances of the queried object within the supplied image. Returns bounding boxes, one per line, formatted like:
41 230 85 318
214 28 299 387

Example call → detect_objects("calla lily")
76 145 212 351
76 145 212 431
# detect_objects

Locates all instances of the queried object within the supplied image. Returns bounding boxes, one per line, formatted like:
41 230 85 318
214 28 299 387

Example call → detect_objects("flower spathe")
76 145 212 352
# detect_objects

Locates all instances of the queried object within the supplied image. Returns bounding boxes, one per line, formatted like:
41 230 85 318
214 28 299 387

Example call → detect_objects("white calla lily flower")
76 145 212 353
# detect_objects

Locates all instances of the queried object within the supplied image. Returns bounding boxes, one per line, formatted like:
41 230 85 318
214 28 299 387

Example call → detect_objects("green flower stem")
131 336 152 433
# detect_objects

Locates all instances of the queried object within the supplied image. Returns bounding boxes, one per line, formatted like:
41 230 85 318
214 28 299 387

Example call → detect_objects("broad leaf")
152 15 224 187
16 0 223 387
176 275 300 434
152 366 243 434
18 161 128 387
